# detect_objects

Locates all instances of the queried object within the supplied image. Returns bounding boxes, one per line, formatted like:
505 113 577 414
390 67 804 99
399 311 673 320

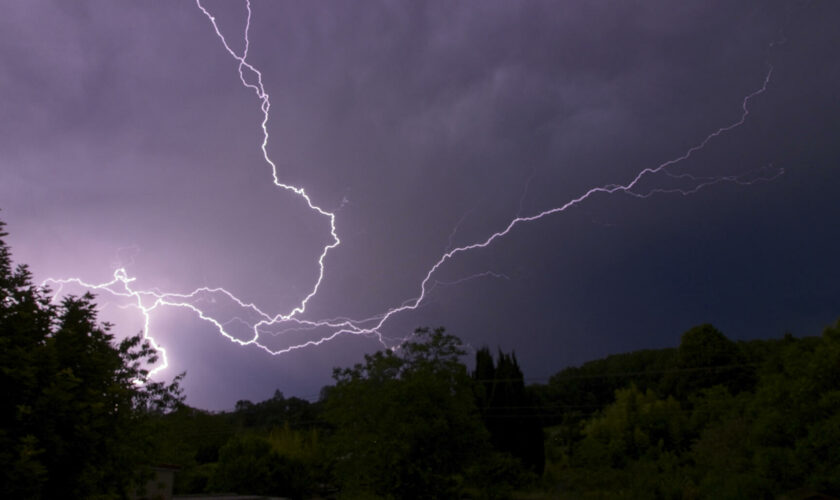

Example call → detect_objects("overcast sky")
2 0 839 410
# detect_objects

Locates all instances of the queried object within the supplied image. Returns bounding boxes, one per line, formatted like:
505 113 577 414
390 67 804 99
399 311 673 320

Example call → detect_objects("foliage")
232 389 324 430
666 323 754 399
323 327 489 499
745 321 840 494
464 451 535 500
147 405 235 493
145 386 327 496
0 218 184 499
577 384 687 468
207 433 313 498
473 347 545 475
138 319 840 498
540 346 678 427
544 322 840 499
266 421 322 462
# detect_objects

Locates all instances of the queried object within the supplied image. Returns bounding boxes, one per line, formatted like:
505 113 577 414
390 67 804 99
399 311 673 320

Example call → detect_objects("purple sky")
2 0 839 410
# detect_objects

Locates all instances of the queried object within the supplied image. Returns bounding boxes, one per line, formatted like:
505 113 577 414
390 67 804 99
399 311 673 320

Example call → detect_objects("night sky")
2 0 839 410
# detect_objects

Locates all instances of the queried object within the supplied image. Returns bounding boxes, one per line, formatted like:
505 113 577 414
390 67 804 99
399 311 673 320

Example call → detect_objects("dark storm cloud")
1 0 838 409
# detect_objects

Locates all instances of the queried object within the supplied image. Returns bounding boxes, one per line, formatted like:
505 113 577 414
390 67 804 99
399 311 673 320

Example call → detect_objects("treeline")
151 328 545 498
148 322 840 499
533 324 840 498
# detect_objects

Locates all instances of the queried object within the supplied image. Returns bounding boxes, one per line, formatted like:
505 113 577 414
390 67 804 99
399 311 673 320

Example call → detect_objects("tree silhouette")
473 347 545 474
0 217 184 498
324 327 488 498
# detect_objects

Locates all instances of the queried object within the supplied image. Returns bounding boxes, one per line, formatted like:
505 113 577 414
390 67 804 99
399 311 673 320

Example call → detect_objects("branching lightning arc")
43 0 784 376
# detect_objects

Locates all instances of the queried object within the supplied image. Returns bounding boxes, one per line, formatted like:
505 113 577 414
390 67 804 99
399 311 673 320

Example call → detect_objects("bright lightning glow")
42 0 784 377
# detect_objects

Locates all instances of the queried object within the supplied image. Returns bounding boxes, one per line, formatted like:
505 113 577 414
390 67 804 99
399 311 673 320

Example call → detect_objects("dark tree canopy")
473 347 545 475
323 327 489 499
670 323 754 398
0 218 184 499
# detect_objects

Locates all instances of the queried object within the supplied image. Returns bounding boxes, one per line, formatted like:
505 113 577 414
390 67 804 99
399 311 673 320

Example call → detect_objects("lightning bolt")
43 0 784 377
194 0 341 321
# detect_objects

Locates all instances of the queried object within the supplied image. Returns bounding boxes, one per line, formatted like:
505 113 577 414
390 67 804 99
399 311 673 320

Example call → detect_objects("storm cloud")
1 0 839 409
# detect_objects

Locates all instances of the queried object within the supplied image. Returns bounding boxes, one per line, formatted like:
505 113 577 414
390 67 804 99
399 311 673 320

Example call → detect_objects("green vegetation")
541 324 840 499
0 219 184 498
324 327 488 498
143 323 840 500
2 217 839 498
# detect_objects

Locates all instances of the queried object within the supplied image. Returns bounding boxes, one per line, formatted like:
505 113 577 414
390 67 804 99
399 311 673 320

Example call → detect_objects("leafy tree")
323 327 489 499
555 384 691 498
746 321 840 495
147 405 236 493
0 218 184 499
668 324 753 399
681 327 840 498
208 433 312 497
231 389 323 431
576 384 687 468
473 347 545 475
543 346 678 427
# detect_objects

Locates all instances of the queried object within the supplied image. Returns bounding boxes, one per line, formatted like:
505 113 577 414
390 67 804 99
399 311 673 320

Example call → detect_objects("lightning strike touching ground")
41 0 787 377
